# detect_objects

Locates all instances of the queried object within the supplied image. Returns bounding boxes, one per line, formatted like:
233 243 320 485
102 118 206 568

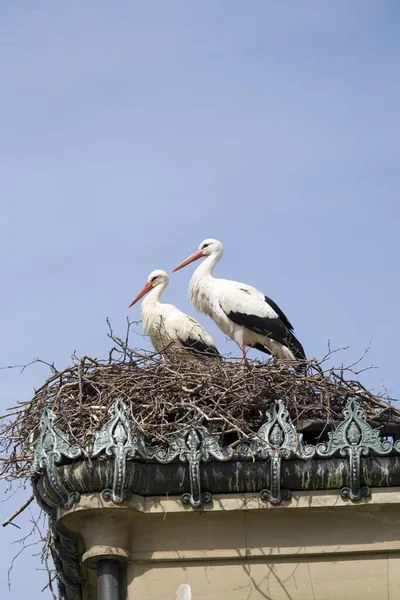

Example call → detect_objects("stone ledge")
58 487 400 522
57 489 400 568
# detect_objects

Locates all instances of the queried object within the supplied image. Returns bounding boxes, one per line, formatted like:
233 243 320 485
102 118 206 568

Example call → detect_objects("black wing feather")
222 296 306 360
264 295 294 331
179 336 221 359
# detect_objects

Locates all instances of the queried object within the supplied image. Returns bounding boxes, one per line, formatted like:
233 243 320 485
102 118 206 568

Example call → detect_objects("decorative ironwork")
317 398 392 501
31 408 82 508
154 427 234 508
31 396 399 512
92 398 151 503
240 401 314 505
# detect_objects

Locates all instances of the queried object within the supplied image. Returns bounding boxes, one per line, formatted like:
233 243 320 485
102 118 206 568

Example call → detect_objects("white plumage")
172 239 305 362
128 269 220 359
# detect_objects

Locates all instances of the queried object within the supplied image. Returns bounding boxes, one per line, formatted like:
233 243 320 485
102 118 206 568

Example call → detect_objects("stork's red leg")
241 343 248 363
235 342 248 363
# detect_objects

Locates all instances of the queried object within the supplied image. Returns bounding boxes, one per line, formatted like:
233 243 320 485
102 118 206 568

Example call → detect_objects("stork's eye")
202 243 209 249
149 276 157 283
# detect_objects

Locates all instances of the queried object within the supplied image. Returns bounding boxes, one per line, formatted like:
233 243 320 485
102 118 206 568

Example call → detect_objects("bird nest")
1 329 399 483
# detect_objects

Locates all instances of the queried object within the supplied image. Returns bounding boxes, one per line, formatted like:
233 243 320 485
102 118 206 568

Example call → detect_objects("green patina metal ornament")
31 407 82 508
240 400 315 505
31 397 399 511
154 426 234 507
92 398 152 503
317 398 393 501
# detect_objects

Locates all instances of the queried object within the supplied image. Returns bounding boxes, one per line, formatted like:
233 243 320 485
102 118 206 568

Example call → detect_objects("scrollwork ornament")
92 398 151 503
32 408 82 508
156 426 233 508
317 398 392 501
248 401 314 505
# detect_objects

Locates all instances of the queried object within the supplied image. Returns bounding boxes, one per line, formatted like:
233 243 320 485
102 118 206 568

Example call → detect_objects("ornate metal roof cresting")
240 400 315 505
32 408 82 508
92 398 152 503
31 397 400 512
317 398 393 501
153 427 234 508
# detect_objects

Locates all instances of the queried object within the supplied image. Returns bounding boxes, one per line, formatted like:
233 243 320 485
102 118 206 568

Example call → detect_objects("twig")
2 495 34 527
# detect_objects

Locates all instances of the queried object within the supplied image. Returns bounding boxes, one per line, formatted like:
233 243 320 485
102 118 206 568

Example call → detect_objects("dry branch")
2 495 34 528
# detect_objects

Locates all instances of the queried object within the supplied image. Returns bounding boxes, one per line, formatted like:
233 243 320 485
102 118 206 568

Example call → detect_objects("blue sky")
1 2 400 597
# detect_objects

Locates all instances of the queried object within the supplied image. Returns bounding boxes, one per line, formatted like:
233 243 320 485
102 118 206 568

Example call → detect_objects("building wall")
130 555 399 600
127 501 400 600
59 490 400 600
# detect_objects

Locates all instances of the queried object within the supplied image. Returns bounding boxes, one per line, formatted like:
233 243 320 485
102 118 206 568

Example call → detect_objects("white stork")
128 269 220 359
172 239 306 362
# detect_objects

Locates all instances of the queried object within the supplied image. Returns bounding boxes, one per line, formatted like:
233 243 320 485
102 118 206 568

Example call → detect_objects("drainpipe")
75 517 129 598
97 559 121 600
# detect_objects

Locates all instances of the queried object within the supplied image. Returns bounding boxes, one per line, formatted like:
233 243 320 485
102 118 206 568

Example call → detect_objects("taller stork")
128 269 220 359
172 239 305 362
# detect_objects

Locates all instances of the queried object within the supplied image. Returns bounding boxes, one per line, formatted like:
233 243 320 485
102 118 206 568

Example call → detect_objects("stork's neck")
141 282 166 310
140 282 167 336
189 252 221 314
192 252 220 281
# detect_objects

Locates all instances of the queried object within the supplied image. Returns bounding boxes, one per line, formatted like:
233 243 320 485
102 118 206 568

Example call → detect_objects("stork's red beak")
172 250 204 272
128 281 153 307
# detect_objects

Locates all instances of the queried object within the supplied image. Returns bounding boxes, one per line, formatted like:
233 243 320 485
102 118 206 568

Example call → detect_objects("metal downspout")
96 559 121 600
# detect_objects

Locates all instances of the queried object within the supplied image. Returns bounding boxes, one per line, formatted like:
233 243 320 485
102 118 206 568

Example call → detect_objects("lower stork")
172 239 305 362
128 269 220 359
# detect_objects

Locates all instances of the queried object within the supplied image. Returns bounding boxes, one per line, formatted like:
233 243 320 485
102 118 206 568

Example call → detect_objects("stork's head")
128 270 169 307
172 239 224 272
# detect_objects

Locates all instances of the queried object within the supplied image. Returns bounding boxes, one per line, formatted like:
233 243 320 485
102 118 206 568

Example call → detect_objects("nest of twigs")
1 325 399 483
